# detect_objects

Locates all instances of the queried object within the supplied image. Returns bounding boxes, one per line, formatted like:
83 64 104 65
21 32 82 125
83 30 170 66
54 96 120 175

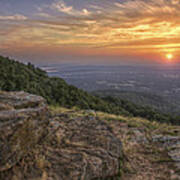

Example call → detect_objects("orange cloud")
0 0 180 62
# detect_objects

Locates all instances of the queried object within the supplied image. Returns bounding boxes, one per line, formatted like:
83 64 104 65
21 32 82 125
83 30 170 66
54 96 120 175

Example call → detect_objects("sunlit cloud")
0 14 27 21
51 0 91 16
35 12 52 18
0 0 180 63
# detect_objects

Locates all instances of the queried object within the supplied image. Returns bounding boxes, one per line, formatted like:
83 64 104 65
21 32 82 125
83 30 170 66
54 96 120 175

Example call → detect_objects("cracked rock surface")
0 91 49 172
0 91 123 180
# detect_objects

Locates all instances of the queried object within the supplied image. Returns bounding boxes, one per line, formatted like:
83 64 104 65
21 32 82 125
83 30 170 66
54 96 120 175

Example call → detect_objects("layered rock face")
0 91 123 180
42 115 123 180
0 91 49 171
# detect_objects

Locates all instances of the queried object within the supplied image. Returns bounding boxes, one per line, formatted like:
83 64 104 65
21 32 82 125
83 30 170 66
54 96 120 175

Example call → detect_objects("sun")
166 53 173 60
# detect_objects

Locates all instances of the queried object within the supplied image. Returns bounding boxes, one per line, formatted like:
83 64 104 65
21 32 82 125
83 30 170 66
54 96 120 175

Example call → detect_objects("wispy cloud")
1 0 180 62
114 0 180 17
0 14 27 21
51 0 91 16
35 12 52 18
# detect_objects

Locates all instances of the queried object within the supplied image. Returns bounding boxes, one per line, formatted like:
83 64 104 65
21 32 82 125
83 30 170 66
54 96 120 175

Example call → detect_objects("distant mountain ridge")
0 55 179 124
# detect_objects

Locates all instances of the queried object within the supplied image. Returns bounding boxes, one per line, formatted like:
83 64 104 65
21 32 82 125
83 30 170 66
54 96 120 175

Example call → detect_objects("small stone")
131 129 148 144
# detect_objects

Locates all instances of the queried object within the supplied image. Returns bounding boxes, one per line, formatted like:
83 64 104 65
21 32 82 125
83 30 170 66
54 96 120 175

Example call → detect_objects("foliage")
0 56 129 115
93 89 180 116
101 96 180 125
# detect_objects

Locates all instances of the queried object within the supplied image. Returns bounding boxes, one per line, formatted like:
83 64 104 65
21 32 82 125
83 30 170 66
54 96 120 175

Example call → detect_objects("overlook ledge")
0 91 123 180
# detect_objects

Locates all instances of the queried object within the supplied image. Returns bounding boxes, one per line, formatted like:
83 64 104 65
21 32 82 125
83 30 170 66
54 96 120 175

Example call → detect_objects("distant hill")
0 56 129 115
0 55 179 124
93 90 180 115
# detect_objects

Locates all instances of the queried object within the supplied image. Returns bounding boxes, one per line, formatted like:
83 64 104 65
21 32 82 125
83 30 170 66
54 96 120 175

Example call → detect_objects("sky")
0 0 180 64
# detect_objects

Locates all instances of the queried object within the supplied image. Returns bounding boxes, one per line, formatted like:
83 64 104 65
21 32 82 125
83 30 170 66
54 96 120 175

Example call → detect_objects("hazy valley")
41 63 180 115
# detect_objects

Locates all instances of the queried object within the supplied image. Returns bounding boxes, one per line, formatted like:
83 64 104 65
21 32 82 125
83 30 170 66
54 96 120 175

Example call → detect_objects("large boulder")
0 91 49 171
39 115 123 180
0 91 123 180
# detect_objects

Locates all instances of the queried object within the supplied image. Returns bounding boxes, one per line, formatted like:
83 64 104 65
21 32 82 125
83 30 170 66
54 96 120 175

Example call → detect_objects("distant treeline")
101 96 179 125
0 55 179 125
93 90 180 116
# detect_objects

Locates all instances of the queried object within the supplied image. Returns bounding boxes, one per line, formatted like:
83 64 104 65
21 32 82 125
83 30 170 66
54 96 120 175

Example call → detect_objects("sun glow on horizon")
166 53 173 61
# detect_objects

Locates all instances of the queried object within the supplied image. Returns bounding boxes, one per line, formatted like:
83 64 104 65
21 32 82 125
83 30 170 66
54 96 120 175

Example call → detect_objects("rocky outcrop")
0 91 123 180
152 135 180 178
41 115 123 180
0 91 49 171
